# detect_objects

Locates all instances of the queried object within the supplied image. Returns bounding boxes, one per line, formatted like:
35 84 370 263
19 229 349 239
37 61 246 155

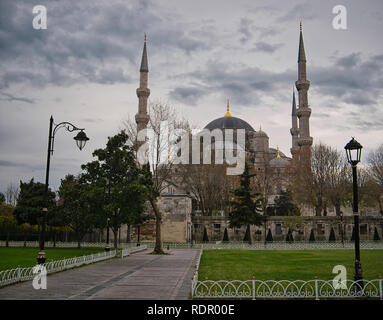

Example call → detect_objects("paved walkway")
0 249 199 300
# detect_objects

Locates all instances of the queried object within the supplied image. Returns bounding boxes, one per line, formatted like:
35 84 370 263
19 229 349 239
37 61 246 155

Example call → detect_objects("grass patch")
198 250 383 281
0 247 106 271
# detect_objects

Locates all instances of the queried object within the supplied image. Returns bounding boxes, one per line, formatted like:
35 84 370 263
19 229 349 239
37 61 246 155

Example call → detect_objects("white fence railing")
0 241 141 248
1 240 383 250
0 250 117 288
121 245 148 258
192 278 383 300
191 250 383 299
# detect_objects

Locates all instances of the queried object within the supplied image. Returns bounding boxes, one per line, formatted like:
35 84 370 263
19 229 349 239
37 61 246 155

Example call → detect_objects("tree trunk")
150 197 164 254
127 225 131 243
6 231 9 247
77 233 81 249
113 228 118 250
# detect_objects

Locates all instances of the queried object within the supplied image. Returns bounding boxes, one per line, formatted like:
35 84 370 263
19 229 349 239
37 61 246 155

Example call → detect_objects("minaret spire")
295 23 312 163
136 34 150 137
290 87 299 159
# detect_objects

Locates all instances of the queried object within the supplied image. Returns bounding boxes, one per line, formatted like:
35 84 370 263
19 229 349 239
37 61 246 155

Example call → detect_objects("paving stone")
0 249 199 300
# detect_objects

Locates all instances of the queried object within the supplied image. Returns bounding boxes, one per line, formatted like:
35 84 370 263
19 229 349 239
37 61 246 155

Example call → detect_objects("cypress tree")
222 227 229 242
328 227 336 242
309 229 315 242
202 227 209 242
266 228 273 242
373 227 380 241
286 229 294 242
243 224 251 244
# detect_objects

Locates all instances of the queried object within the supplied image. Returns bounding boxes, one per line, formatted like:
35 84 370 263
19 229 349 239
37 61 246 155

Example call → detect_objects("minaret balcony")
136 87 150 98
135 113 150 124
297 137 313 147
296 108 311 118
295 80 310 91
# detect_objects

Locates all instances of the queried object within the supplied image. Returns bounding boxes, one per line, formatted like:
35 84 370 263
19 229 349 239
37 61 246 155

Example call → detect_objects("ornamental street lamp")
344 137 363 290
38 116 89 264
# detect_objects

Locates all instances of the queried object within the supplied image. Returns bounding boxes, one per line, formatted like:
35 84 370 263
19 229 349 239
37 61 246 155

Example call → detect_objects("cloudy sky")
1 0 383 194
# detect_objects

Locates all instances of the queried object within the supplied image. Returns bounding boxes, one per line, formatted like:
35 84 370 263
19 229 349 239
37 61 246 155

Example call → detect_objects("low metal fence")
1 240 383 250
0 250 117 288
121 245 148 258
192 278 383 300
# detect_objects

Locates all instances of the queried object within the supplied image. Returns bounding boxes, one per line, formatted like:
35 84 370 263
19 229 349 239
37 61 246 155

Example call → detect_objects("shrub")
243 225 251 243
222 228 229 242
309 229 315 242
286 229 294 242
373 227 380 241
202 227 209 242
328 227 336 242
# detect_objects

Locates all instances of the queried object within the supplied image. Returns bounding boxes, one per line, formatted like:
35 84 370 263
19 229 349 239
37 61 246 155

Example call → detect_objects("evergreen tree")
14 178 56 228
309 229 316 242
80 130 147 250
0 193 5 204
266 228 273 242
373 227 380 241
202 227 209 242
229 162 264 245
243 225 251 243
222 227 229 242
286 229 294 242
328 227 336 242
273 189 301 216
351 226 355 241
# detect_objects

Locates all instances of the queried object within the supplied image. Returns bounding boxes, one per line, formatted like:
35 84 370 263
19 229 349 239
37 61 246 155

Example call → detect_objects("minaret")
295 22 313 161
290 88 299 159
135 34 150 136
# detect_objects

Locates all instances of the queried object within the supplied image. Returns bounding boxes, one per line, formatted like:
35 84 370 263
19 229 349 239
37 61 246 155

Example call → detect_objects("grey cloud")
0 160 43 171
0 0 213 89
169 86 208 105
0 91 35 104
277 3 318 23
252 41 284 53
311 53 383 106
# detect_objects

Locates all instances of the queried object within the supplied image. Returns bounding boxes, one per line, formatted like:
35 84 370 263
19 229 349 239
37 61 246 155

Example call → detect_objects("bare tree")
368 144 383 188
124 101 189 254
325 146 349 216
5 182 19 206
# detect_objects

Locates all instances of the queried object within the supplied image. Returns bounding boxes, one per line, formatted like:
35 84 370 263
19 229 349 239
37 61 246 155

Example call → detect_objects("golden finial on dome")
224 99 232 117
277 145 281 159
259 125 262 132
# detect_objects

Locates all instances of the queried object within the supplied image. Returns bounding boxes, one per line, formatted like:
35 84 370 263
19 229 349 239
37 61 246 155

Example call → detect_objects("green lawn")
198 250 383 281
0 247 106 271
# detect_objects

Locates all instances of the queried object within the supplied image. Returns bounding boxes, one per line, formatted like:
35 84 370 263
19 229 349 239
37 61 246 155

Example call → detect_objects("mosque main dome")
204 116 254 131
204 100 254 131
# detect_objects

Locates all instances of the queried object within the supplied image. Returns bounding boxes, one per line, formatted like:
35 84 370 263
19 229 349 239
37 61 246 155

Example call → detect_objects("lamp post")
344 137 363 289
38 116 89 264
105 217 110 252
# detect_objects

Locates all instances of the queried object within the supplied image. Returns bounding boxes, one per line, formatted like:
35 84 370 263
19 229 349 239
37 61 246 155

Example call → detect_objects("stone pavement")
0 248 199 300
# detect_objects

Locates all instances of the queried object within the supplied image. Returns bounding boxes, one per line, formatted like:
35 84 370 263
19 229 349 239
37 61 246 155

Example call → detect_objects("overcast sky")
1 0 383 194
